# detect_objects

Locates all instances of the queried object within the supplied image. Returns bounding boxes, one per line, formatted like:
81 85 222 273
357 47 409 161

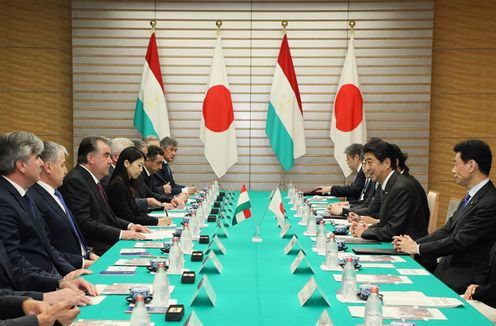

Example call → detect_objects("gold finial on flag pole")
349 20 356 36
216 20 222 35
281 20 288 34
150 19 157 33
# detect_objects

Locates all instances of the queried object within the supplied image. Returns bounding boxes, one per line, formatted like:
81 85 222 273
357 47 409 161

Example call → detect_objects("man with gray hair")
315 143 366 202
0 131 97 300
100 137 134 188
28 141 98 270
151 136 198 196
144 135 160 147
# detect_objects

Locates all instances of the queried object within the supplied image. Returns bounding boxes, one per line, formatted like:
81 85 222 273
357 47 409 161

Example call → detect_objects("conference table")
77 191 493 325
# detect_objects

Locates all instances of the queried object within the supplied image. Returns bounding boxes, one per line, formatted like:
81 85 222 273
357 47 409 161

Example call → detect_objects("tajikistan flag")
268 187 285 226
232 184 251 226
266 33 306 171
134 32 170 139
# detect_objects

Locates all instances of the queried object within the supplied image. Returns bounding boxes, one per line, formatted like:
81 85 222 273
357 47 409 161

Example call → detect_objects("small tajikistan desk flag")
232 184 251 226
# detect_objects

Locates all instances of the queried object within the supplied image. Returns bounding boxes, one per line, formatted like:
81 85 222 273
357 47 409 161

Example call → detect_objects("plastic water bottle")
316 220 327 253
181 222 193 254
325 234 339 268
364 286 383 326
305 212 317 236
196 203 205 227
130 295 150 326
151 262 169 307
341 257 357 300
168 237 184 274
189 210 200 239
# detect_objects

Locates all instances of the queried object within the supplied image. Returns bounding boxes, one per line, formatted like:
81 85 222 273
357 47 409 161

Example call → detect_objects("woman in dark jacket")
107 147 171 226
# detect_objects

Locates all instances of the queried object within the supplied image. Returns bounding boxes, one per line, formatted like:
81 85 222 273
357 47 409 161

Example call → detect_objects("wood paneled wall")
429 0 496 226
0 0 73 160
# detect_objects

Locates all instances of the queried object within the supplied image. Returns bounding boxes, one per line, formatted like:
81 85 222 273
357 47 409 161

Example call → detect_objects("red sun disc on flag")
203 85 234 132
334 84 363 132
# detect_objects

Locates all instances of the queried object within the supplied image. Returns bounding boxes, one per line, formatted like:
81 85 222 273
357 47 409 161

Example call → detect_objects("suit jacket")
417 180 496 294
0 296 38 326
99 164 114 190
361 171 428 242
330 168 366 202
151 162 184 196
403 171 430 226
28 183 87 269
346 182 382 217
137 170 173 203
0 240 56 299
59 165 131 255
106 177 159 226
472 241 496 307
0 177 74 277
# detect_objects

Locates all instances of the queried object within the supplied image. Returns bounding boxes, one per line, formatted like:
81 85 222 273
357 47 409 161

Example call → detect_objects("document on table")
134 242 163 249
119 248 151 256
99 266 136 275
381 291 463 308
334 235 380 244
348 305 447 320
85 296 107 305
397 269 430 275
114 258 150 266
339 253 405 263
95 283 153 295
333 274 412 284
143 229 175 240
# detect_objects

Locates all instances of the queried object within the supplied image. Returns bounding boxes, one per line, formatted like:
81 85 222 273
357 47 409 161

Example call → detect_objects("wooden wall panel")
0 0 73 160
72 0 433 191
429 0 496 226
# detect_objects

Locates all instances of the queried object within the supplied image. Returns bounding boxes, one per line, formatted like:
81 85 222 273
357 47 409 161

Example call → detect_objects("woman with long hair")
107 146 171 226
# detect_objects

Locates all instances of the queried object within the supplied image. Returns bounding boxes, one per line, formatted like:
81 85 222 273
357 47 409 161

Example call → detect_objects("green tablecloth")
78 191 493 325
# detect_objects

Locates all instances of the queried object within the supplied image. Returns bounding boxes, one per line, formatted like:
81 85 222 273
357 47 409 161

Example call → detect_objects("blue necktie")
54 190 89 258
462 193 471 208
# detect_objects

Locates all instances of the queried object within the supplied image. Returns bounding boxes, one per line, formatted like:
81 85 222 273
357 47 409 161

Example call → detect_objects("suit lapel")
77 166 117 222
448 181 492 231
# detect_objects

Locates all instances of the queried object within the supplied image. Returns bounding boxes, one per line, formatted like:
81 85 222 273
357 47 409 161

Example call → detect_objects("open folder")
352 247 409 255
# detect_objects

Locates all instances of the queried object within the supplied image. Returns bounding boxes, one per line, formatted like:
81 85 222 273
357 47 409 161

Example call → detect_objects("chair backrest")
445 197 461 224
427 190 440 233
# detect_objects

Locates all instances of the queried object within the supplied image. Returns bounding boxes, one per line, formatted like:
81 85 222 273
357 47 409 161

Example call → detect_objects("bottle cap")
370 286 379 294
184 222 189 227
135 294 145 302
157 262 165 269
320 220 324 225
346 257 353 262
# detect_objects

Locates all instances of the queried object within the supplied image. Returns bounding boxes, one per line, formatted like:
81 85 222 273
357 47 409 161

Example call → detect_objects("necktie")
23 194 38 220
462 193 471 208
96 182 112 212
54 190 89 258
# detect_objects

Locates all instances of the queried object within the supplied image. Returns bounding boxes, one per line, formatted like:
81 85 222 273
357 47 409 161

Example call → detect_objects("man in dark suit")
462 242 496 322
59 136 148 256
394 139 496 294
138 145 185 209
0 132 80 278
315 143 366 201
350 140 429 242
151 136 198 196
0 295 80 326
28 141 97 269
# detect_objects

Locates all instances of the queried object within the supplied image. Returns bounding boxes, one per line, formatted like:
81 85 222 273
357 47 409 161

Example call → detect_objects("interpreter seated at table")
151 136 198 196
137 145 187 210
106 147 172 227
0 295 80 326
350 140 428 242
315 143 365 202
393 139 496 294
328 159 379 217
463 242 496 323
